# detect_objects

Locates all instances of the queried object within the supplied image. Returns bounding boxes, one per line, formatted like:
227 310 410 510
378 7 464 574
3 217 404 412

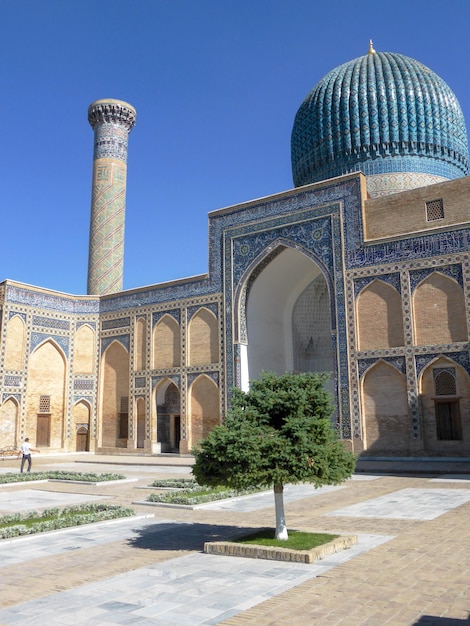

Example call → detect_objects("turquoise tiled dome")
291 46 469 191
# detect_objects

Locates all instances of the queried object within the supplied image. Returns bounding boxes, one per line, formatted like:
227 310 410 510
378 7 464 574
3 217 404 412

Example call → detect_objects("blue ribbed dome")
291 48 469 192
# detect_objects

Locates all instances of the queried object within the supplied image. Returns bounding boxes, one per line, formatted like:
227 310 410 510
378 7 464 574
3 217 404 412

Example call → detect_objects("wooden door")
435 401 461 440
137 416 145 448
76 427 89 451
171 415 181 451
36 415 50 446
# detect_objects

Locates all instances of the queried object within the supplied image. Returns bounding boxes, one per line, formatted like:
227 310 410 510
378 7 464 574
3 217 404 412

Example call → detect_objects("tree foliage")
192 371 356 491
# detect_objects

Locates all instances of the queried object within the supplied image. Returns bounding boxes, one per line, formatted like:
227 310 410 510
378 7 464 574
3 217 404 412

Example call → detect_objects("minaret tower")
87 99 136 295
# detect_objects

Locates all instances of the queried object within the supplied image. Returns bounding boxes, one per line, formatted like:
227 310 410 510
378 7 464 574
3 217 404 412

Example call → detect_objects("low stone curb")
48 478 137 486
204 534 358 564
0 480 49 488
132 500 194 509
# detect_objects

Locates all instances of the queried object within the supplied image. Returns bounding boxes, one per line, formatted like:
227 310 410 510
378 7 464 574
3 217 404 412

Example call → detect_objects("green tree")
192 371 356 540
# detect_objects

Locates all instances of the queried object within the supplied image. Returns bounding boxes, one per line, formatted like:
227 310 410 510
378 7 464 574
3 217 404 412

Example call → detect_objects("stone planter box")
204 534 358 564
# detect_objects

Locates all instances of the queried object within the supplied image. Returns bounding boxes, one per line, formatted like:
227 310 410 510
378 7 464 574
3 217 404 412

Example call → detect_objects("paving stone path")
0 454 469 625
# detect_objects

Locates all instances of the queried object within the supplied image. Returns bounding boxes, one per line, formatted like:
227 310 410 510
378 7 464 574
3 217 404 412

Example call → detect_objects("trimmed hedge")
150 477 198 489
147 484 265 505
0 503 135 539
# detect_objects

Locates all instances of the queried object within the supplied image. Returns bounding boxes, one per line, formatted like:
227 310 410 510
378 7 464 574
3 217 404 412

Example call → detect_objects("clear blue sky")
2 0 470 295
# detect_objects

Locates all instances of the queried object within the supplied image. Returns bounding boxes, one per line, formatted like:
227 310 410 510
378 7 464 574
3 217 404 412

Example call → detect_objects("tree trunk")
274 483 288 540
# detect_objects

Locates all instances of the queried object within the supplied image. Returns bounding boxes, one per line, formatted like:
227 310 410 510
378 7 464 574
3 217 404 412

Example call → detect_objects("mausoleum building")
1 43 470 458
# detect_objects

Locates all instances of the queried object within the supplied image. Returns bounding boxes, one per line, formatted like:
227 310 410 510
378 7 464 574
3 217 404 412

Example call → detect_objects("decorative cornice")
88 99 136 132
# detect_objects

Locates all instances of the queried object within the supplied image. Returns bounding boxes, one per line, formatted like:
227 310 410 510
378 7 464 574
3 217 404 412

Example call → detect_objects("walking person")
18 438 40 473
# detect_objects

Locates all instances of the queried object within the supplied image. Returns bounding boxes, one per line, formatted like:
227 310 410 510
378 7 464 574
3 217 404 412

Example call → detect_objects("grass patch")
0 471 126 485
234 529 339 550
0 503 135 539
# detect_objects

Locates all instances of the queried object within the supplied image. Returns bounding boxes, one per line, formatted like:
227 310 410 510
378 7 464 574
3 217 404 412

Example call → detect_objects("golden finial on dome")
368 39 376 55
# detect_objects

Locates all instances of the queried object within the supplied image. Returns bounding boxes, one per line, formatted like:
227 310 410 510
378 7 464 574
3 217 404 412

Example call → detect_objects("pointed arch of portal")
235 240 334 391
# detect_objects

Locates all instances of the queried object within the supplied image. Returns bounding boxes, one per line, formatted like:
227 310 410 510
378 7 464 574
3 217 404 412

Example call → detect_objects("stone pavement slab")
0 533 392 625
327 487 470 520
0 488 108 513
198 484 344 512
1 459 470 625
0 515 156 565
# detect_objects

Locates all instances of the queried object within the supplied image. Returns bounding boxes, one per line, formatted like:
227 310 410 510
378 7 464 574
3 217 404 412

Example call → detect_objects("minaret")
87 99 136 295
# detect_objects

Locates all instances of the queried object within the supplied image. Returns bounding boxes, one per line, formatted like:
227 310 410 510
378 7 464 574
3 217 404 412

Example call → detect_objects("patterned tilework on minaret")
87 99 136 295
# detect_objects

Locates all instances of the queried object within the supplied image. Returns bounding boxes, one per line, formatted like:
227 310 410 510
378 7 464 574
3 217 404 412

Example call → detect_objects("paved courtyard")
0 454 469 625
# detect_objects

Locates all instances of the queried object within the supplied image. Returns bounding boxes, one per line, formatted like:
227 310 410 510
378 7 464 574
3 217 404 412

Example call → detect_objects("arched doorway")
240 246 334 394
76 426 89 451
72 400 91 452
155 380 181 453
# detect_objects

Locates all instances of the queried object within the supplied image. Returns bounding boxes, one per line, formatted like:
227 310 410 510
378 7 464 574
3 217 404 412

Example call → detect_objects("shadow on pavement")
413 616 470 625
127 521 258 552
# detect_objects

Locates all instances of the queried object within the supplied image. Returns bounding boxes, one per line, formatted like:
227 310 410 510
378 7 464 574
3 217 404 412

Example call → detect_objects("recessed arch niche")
188 375 219 448
100 340 129 448
153 315 181 369
414 272 467 345
0 397 19 447
357 279 404 350
361 360 409 453
5 315 26 370
25 340 66 448
241 246 334 390
419 357 470 453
